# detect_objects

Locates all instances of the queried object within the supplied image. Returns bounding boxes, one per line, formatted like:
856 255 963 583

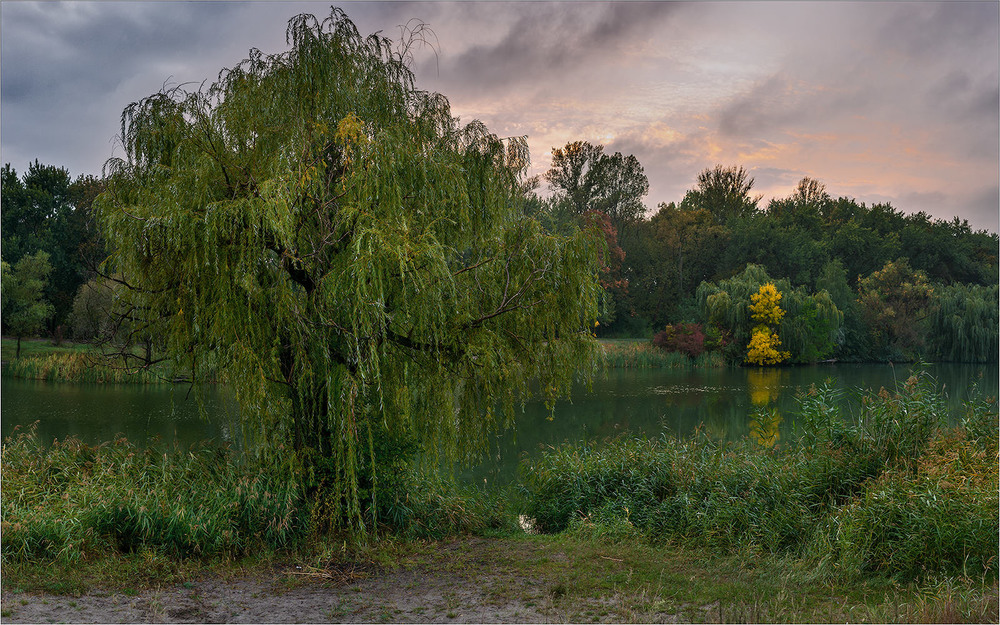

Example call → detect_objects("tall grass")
598 340 726 370
0 338 92 362
1 425 516 566
1 426 305 563
519 370 999 582
5 352 169 384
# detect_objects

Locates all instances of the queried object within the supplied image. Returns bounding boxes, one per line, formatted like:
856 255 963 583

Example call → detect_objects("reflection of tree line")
1 377 239 450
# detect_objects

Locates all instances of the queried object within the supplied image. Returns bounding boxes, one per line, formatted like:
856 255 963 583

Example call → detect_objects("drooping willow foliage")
930 283 999 363
96 9 603 533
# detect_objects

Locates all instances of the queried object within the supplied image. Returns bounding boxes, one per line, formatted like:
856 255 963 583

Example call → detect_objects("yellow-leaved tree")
746 283 790 365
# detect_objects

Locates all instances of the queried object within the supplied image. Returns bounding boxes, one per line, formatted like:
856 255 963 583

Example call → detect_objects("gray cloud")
2 3 242 102
1 2 254 175
714 2 998 157
424 2 676 94
885 185 999 233
1 2 996 232
961 185 1000 233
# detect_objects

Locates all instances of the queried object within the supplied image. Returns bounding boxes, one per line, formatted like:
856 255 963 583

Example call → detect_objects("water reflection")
746 368 785 448
466 362 998 483
0 377 242 452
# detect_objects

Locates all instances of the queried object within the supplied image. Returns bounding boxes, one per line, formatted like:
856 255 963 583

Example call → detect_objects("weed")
2 426 305 564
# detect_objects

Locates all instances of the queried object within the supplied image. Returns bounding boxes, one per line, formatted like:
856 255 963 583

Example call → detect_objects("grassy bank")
3 337 719 383
4 352 172 384
2 338 195 384
0 425 514 569
4 531 997 623
0 337 92 362
598 339 726 369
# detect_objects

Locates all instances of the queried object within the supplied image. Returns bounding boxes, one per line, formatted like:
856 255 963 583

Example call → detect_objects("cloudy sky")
3 1 998 231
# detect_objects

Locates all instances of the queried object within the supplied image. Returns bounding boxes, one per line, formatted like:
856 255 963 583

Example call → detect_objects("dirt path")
1 538 689 623
2 572 553 623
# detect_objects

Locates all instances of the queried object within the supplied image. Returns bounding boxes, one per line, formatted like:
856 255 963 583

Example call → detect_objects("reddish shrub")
652 322 706 359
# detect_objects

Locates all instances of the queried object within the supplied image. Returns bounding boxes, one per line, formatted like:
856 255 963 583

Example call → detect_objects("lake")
2 362 996 484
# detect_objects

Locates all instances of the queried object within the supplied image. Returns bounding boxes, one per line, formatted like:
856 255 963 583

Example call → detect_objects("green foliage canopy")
1 251 55 358
543 140 649 234
1 162 105 328
96 9 603 532
680 164 761 225
858 259 934 360
929 283 999 363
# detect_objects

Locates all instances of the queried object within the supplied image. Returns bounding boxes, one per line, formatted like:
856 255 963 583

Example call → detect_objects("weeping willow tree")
929 283 998 363
95 9 603 532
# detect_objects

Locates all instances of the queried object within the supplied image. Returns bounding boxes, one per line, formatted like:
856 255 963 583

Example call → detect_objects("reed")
1 426 305 563
598 340 726 370
1 425 515 565
5 352 169 384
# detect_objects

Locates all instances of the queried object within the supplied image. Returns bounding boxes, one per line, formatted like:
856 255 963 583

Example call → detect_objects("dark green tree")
857 259 934 360
543 140 648 234
648 202 727 308
544 140 606 218
790 177 831 207
1 162 106 329
95 9 603 532
588 151 649 234
680 164 761 224
723 214 827 287
824 217 900 285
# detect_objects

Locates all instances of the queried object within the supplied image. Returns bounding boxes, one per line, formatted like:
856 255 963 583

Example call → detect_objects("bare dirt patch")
0 537 666 623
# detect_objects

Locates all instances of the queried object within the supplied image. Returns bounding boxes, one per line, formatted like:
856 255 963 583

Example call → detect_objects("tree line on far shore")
3 149 998 366
525 146 998 364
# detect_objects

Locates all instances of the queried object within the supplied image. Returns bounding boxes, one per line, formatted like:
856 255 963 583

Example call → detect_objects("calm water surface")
2 363 996 483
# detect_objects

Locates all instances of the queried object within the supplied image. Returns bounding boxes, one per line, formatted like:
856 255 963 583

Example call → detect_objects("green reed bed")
1 425 515 569
598 340 726 369
1 427 306 564
519 371 999 582
5 352 169 384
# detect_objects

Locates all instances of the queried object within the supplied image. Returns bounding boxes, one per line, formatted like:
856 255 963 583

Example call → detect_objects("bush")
652 322 707 359
824 430 998 580
600 341 695 369
1 424 516 564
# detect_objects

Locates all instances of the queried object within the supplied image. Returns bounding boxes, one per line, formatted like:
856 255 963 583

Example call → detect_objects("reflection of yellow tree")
747 368 785 447
747 368 783 406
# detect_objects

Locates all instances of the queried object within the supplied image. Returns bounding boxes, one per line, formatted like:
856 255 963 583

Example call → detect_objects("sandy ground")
1 572 556 623
1 538 678 624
